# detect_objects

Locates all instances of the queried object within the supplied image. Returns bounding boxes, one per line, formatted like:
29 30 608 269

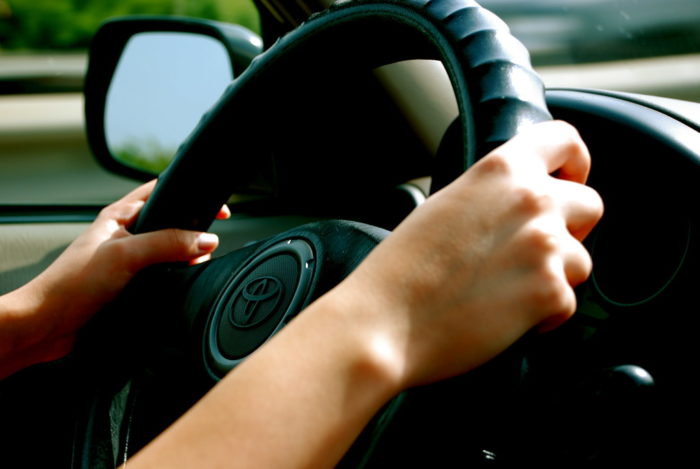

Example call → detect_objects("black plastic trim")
0 206 100 224
551 88 700 134
84 16 262 181
547 89 700 168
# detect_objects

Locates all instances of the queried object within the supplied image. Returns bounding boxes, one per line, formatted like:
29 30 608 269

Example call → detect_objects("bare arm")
127 121 604 468
0 180 229 379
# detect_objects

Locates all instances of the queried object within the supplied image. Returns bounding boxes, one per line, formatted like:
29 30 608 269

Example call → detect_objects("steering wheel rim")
131 0 551 235
73 1 554 467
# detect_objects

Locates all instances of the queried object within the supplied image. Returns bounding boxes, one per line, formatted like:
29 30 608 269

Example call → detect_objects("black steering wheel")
131 0 551 234
72 0 555 467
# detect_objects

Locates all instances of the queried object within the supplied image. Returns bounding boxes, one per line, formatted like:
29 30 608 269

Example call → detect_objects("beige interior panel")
0 215 322 295
0 223 88 294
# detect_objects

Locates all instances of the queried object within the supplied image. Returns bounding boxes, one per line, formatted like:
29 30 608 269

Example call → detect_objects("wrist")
0 282 72 378
308 278 410 397
136 283 409 468
0 287 40 355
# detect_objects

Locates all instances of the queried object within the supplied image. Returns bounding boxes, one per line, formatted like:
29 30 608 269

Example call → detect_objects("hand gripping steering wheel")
131 0 550 234
73 0 551 467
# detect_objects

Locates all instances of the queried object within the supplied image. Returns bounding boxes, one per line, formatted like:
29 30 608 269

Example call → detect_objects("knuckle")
98 203 117 220
570 241 594 287
558 123 589 159
476 151 512 178
552 120 583 144
514 186 553 216
522 223 559 255
580 250 594 283
164 228 185 246
530 268 576 318
164 228 195 253
97 200 143 224
100 237 129 261
111 226 131 240
579 244 594 275
588 187 605 222
557 289 577 319
571 186 605 240
546 120 589 161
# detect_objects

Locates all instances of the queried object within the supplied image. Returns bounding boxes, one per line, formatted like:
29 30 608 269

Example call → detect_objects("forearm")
127 285 401 469
0 182 228 381
0 285 68 379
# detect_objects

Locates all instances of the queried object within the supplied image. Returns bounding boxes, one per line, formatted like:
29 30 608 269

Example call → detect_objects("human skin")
125 121 604 468
0 180 230 379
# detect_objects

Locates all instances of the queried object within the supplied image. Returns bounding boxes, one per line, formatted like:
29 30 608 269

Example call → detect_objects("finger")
117 229 219 273
190 253 212 265
120 179 158 204
561 232 594 287
531 254 578 333
504 121 591 184
537 301 575 333
97 199 145 227
540 121 591 183
101 180 163 227
118 200 146 227
119 200 229 229
97 180 156 223
553 179 605 241
216 204 231 220
536 233 592 334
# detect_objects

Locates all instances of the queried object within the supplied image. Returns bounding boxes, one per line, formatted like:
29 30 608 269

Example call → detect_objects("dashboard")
358 89 700 467
1 81 698 468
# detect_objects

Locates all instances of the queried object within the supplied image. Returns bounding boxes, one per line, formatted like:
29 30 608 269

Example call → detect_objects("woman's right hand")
126 121 604 469
336 120 604 390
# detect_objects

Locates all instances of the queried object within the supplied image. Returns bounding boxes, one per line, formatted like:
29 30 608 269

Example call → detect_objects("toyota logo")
229 276 284 328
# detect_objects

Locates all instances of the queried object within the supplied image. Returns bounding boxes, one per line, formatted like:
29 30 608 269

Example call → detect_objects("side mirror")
85 17 262 180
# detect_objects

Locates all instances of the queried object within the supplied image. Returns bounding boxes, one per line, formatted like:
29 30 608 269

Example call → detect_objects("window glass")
1 0 699 204
482 0 700 102
0 0 259 205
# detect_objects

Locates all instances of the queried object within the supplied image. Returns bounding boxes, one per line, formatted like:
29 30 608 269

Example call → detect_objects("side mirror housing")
85 17 262 180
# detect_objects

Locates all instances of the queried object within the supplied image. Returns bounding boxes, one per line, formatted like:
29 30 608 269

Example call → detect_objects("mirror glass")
105 32 233 174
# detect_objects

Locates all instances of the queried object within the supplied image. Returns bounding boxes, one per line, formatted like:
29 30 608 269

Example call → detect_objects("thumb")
117 229 219 272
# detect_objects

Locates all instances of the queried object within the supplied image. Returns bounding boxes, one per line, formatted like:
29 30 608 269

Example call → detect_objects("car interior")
1 0 699 467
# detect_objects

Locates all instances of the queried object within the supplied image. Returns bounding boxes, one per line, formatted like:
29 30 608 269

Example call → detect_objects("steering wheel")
72 0 553 467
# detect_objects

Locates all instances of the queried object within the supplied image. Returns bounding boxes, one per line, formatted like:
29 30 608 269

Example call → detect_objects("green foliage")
0 0 260 51
113 139 177 175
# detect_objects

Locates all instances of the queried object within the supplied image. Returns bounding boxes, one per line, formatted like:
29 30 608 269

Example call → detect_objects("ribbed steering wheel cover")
133 0 551 234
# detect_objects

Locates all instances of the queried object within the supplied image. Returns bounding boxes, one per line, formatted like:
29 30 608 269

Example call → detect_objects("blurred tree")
0 0 259 51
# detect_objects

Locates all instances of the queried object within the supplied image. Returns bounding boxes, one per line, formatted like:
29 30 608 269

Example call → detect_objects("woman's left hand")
0 180 229 378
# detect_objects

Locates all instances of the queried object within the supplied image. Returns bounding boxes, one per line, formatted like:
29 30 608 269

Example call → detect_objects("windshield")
0 0 259 205
483 0 700 102
0 0 698 205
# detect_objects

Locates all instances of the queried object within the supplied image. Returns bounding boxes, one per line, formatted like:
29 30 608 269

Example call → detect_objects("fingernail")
197 233 219 252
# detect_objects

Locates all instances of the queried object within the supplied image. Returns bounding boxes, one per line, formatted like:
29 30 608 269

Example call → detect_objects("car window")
0 0 259 206
482 0 700 102
1 0 698 205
